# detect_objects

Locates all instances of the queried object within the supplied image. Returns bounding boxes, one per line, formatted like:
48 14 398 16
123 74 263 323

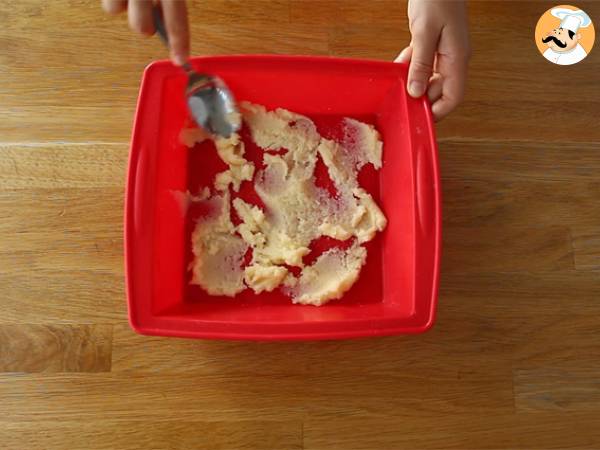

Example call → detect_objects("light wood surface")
1 1 600 449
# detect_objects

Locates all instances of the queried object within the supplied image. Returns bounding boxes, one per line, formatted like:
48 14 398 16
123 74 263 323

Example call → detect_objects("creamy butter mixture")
183 102 387 305
189 191 248 297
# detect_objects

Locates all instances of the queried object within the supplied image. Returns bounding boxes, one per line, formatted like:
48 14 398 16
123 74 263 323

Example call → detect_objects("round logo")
535 4 595 65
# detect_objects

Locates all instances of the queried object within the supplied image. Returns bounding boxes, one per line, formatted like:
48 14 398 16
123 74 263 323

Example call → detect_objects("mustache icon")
542 35 567 48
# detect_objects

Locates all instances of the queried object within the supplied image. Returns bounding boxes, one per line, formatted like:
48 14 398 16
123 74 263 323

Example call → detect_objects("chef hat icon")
551 7 592 33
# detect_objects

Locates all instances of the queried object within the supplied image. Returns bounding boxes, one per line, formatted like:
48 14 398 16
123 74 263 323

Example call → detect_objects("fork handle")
152 6 169 46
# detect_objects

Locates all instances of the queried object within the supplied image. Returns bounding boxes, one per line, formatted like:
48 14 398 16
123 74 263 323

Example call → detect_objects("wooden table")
1 1 600 449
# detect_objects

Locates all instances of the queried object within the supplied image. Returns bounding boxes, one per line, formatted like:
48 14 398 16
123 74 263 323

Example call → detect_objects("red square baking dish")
125 55 440 341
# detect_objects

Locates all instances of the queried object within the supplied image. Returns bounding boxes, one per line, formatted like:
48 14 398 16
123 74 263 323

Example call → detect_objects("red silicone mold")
125 55 441 341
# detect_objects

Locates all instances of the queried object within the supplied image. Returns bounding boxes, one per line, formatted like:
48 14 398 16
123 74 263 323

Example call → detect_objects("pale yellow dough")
190 192 248 297
171 187 210 216
245 264 289 294
179 127 209 148
213 134 255 192
186 103 387 305
290 244 367 306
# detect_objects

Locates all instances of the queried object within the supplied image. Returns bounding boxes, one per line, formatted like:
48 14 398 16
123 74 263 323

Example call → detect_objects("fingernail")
408 81 425 97
395 49 409 63
172 52 187 66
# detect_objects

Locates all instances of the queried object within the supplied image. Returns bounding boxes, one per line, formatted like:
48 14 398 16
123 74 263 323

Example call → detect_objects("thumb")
395 46 413 63
407 33 437 97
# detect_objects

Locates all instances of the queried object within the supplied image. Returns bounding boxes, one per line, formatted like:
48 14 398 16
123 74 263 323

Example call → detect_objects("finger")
395 46 412 63
407 28 438 97
431 54 468 121
102 0 127 14
162 0 190 65
431 81 465 121
128 0 155 35
430 24 471 121
427 73 444 104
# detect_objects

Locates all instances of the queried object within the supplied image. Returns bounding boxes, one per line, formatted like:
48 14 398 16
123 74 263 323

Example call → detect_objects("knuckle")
411 28 434 43
410 17 436 35
410 59 434 74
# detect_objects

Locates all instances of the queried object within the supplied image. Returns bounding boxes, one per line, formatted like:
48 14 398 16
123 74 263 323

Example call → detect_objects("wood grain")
515 368 600 412
0 371 515 421
440 271 600 312
110 323 514 375
0 271 125 323
1 0 600 448
303 413 600 450
442 179 600 229
442 224 574 273
0 144 128 189
0 420 302 450
438 100 600 142
0 325 112 373
439 140 600 182
290 0 406 26
572 226 600 270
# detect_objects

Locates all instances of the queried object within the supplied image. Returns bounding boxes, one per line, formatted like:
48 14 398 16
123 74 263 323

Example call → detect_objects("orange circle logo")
535 5 595 65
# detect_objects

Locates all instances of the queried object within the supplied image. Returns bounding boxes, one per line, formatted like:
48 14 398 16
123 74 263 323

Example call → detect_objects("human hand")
396 0 471 121
102 0 190 65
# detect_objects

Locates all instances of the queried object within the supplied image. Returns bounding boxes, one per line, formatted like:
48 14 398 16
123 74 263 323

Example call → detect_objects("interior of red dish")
126 56 439 339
